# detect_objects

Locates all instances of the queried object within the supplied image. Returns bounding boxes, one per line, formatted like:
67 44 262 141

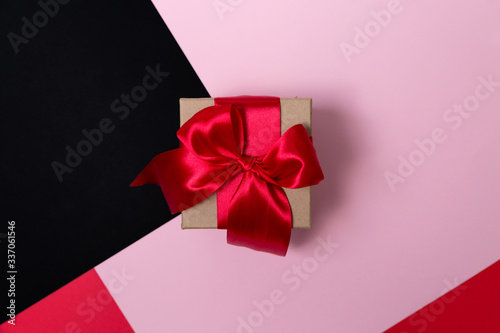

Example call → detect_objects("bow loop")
178 104 244 164
260 124 324 188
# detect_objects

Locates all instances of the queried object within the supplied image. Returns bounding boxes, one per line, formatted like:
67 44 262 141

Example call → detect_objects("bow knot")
237 156 258 172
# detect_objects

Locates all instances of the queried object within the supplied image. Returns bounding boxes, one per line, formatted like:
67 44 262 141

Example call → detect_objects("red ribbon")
131 96 324 256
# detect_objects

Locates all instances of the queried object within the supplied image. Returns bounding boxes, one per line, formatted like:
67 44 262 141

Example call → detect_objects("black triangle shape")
0 0 209 315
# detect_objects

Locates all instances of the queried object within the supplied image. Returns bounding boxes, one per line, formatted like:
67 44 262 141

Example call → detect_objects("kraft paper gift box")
179 98 313 229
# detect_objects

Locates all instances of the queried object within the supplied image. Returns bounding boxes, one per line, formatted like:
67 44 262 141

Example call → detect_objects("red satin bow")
131 98 324 256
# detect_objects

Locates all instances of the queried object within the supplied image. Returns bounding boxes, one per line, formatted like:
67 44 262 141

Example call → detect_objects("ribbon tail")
130 158 160 187
227 172 292 256
131 148 234 214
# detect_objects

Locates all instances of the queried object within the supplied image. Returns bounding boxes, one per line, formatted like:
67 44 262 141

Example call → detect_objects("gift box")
179 98 313 230
132 96 323 255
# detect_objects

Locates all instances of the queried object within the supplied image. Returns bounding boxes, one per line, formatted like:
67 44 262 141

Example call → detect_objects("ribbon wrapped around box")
131 96 324 256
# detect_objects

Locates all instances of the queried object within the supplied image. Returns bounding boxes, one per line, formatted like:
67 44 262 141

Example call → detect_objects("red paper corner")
1 268 134 333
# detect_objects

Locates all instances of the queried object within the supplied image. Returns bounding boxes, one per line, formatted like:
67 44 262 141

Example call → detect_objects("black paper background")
0 0 208 316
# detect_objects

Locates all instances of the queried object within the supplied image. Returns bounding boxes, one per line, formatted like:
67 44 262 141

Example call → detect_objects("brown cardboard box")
180 98 312 229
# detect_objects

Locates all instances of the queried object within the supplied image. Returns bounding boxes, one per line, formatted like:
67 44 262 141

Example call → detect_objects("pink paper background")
96 1 500 332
